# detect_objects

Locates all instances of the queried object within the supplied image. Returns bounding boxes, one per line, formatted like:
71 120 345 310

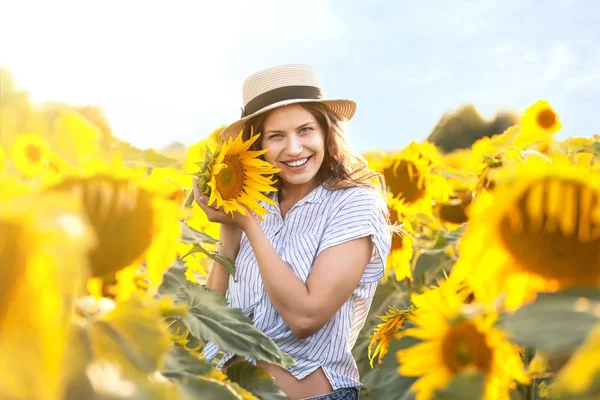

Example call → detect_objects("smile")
282 156 312 168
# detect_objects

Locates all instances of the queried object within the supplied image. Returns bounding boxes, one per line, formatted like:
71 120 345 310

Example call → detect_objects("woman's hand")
193 177 256 230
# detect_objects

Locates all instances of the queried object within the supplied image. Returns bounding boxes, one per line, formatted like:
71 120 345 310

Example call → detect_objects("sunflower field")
2 69 600 400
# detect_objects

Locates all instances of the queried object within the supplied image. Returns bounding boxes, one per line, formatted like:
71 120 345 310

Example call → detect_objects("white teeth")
285 157 309 167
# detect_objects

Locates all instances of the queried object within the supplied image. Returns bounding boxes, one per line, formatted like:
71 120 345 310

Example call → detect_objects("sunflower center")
438 192 473 225
383 160 426 203
391 232 405 251
499 179 600 282
441 321 493 374
26 144 42 163
216 155 245 201
49 177 155 278
389 208 406 251
536 109 557 130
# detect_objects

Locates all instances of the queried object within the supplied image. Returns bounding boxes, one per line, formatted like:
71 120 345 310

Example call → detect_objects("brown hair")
240 102 392 224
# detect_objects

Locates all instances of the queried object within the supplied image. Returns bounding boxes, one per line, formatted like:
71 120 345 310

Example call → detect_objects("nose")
285 135 303 156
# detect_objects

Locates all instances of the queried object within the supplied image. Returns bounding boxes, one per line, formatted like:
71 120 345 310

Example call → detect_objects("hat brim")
219 98 356 142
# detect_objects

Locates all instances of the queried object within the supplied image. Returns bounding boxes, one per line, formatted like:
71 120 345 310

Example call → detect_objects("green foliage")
177 376 246 400
359 336 420 400
162 346 213 379
179 283 294 367
502 288 600 352
180 222 222 246
88 295 171 374
432 372 486 400
159 263 294 367
427 104 518 153
226 362 289 400
179 222 236 279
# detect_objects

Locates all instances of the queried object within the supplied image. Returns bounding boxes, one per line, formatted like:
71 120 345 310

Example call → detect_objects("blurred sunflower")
396 282 529 400
514 101 561 150
46 158 182 298
385 198 414 281
0 193 95 400
470 126 520 164
0 145 5 174
368 305 413 367
11 133 51 178
554 323 600 395
379 142 447 215
434 189 474 229
192 130 280 219
451 156 600 310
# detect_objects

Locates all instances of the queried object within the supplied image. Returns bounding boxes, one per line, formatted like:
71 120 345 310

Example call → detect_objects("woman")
194 64 392 400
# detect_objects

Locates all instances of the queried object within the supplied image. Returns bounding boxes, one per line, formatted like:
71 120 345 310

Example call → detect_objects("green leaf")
502 287 600 352
177 376 245 400
442 226 465 244
226 362 288 400
180 221 222 245
89 295 171 374
359 335 419 400
158 260 189 298
411 249 455 289
182 243 236 280
432 371 486 400
162 346 213 379
509 383 529 400
177 282 295 368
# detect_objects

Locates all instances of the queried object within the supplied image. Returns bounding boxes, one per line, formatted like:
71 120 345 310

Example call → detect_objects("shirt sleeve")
316 187 391 284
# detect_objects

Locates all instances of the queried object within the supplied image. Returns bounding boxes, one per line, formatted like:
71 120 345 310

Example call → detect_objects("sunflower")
46 159 182 298
0 145 5 174
11 133 51 179
368 306 413 367
183 125 226 175
396 282 529 400
193 130 280 219
434 189 474 229
379 142 447 215
0 193 95 400
385 197 414 281
515 100 561 149
451 155 600 310
554 323 600 395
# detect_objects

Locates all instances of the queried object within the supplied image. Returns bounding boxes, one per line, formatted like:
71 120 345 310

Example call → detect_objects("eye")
268 133 283 140
299 127 313 133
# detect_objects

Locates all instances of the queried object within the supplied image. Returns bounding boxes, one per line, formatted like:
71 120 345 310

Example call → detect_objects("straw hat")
219 64 357 141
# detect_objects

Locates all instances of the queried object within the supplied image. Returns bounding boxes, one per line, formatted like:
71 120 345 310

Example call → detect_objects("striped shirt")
204 184 391 390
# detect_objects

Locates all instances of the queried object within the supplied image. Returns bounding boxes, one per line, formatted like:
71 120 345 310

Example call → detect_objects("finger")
192 179 204 203
195 194 208 209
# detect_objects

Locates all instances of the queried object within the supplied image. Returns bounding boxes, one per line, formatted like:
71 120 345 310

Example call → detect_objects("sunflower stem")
183 188 195 208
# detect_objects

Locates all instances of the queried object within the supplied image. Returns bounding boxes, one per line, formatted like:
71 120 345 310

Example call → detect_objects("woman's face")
260 104 326 188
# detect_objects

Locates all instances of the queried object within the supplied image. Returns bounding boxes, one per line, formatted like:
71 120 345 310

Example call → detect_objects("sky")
2 0 599 153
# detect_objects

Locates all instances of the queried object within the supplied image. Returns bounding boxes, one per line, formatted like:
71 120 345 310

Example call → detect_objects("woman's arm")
205 224 242 297
242 217 374 339
194 187 383 339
